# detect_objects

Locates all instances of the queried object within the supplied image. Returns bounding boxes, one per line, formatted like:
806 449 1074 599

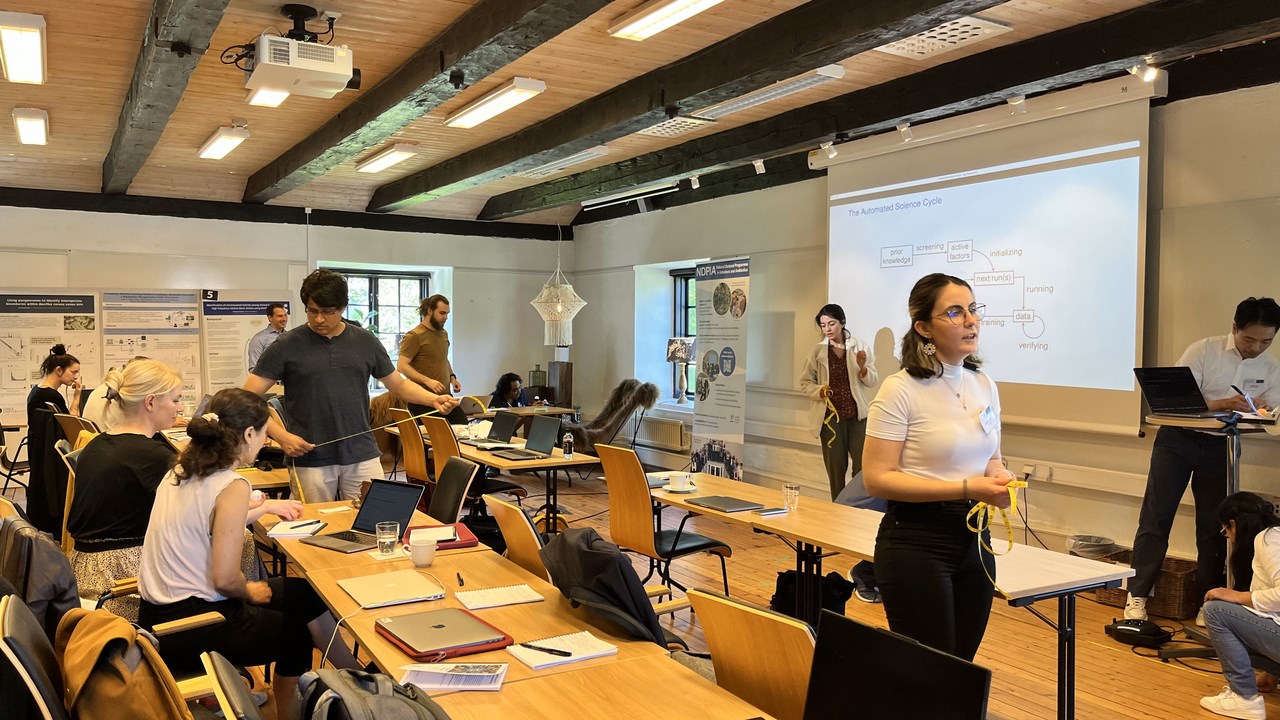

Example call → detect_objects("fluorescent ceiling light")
609 0 725 41
247 87 290 107
356 143 419 173
581 181 679 210
444 77 546 129
0 12 46 84
516 145 610 179
12 107 47 145
694 65 844 120
198 124 250 160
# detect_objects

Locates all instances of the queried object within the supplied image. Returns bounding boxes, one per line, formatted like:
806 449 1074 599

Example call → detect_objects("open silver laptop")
337 569 445 608
299 479 423 553
460 410 520 450
492 415 560 461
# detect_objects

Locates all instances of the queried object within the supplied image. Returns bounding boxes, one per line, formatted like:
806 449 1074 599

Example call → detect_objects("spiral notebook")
455 584 544 610
506 631 617 669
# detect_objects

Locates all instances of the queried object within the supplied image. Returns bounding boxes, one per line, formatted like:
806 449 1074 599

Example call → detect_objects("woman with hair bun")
66 359 183 619
139 389 359 718
25 343 82 533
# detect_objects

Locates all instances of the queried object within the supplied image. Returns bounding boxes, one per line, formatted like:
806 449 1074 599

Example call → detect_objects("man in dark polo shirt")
245 269 457 502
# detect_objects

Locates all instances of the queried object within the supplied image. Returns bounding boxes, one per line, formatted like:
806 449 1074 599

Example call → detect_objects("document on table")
401 663 507 691
455 584 543 610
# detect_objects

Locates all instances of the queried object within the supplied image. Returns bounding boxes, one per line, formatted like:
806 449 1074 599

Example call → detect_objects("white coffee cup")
669 473 692 491
405 533 437 568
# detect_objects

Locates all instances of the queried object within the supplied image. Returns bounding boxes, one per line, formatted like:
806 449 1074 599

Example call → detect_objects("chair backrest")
201 651 262 720
0 594 69 720
53 443 80 556
0 496 17 521
53 414 97 444
427 457 479 524
388 407 431 485
484 494 549 581
72 430 97 452
458 396 487 415
420 416 460 478
0 516 79 641
595 444 659 558
687 589 815 720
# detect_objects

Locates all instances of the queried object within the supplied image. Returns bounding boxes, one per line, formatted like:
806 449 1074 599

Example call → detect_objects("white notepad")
267 519 326 537
454 584 544 610
506 631 617 670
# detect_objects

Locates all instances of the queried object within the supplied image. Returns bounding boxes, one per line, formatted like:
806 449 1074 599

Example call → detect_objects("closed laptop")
686 495 763 513
375 608 509 658
338 569 445 608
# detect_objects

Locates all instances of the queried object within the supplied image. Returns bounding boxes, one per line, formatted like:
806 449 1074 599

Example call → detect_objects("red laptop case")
374 608 513 662
403 522 480 550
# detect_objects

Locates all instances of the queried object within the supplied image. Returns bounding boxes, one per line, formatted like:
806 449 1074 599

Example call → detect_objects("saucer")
662 484 697 494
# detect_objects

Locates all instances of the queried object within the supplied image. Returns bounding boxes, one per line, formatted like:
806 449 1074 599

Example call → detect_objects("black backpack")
297 668 451 720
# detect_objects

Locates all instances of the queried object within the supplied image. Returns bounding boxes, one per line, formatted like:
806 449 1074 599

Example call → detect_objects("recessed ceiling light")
0 12 46 84
12 108 48 145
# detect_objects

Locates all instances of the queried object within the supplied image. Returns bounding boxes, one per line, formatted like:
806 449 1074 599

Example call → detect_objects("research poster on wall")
200 291 290 393
101 291 203 404
0 292 102 421
692 257 750 481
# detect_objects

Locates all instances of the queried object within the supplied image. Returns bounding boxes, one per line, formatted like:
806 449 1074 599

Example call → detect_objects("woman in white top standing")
1199 492 1280 720
139 389 360 719
863 273 1014 660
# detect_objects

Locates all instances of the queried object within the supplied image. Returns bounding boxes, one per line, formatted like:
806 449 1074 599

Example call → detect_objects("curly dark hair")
1219 492 1280 591
493 372 523 401
300 269 348 310
39 344 79 376
175 389 268 482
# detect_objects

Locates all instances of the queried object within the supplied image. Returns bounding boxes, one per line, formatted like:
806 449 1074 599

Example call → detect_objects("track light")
752 159 766 175
12 107 48 145
689 176 700 189
356 143 418 173
896 123 913 142
0 12 46 84
198 121 250 160
608 0 726 41
820 141 837 159
444 77 546 129
1128 63 1159 83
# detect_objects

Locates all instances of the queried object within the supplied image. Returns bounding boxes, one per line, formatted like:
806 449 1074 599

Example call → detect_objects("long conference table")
256 501 771 718
650 473 1133 720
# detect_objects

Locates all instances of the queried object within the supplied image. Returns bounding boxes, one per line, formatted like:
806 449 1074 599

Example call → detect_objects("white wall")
572 82 1280 560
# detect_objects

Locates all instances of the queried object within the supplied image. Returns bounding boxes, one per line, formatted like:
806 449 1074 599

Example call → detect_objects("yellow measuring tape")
822 395 840 448
965 479 1028 598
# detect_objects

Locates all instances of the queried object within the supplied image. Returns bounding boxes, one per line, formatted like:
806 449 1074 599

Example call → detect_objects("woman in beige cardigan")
800 303 881 602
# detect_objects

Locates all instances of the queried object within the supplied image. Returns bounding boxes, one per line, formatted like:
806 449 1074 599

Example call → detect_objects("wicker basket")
1093 549 1200 619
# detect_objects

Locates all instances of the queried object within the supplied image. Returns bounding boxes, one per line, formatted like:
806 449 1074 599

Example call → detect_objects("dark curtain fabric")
25 408 67 535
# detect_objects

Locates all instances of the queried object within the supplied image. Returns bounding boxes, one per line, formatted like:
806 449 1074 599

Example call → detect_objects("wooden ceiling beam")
241 0 612 204
479 0 1280 220
101 0 231 194
366 0 1005 213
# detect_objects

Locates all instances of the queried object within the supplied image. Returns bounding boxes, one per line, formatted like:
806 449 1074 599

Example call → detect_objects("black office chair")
201 651 262 720
0 594 70 720
426 456 480 524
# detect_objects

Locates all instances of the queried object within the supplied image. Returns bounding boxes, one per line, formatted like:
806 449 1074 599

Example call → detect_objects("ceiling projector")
245 33 355 99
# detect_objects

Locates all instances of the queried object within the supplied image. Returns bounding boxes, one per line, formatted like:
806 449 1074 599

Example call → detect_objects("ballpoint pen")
519 643 572 657
1231 385 1259 413
456 572 465 587
293 519 321 529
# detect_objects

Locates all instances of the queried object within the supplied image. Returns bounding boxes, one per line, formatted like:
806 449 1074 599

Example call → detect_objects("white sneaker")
1200 686 1266 720
1124 594 1148 621
1198 606 1208 627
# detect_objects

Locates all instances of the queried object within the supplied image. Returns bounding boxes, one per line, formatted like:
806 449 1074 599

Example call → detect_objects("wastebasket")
1066 534 1117 559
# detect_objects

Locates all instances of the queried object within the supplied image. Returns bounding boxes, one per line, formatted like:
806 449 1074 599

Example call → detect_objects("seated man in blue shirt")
244 270 457 502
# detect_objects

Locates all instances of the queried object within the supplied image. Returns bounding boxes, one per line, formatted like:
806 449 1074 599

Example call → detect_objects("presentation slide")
830 155 1140 392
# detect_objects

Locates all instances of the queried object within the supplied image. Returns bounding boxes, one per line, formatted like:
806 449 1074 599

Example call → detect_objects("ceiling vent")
876 16 1011 59
637 115 716 138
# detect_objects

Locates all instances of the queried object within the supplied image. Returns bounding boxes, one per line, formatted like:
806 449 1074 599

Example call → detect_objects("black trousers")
139 576 327 676
874 500 994 661
1129 425 1229 598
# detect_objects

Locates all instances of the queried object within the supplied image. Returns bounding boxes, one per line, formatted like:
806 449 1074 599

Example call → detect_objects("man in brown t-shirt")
398 294 467 423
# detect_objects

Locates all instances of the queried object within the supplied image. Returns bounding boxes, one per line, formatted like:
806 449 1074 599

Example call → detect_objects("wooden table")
467 406 577 420
305 551 668 687
238 466 291 497
651 473 1132 720
431 654 772 719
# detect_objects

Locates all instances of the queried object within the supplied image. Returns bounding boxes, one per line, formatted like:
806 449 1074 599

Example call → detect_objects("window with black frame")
330 269 432 359
671 267 696 399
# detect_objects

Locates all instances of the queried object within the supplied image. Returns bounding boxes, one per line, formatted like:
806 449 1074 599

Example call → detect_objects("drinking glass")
782 482 801 513
376 521 400 557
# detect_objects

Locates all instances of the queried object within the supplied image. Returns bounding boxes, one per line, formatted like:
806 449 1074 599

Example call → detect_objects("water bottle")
562 432 574 459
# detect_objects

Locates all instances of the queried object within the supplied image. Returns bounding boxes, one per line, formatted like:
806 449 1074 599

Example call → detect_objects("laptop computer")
1133 367 1237 419
163 394 214 444
804 611 990 720
492 415 561 461
374 608 510 659
686 495 763 513
299 479 424 553
460 410 520 449
337 568 445 609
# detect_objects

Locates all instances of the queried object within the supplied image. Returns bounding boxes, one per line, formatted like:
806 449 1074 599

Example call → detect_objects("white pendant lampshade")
530 265 587 347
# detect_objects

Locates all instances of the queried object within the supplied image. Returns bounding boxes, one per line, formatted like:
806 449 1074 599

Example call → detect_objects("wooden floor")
8 465 1264 720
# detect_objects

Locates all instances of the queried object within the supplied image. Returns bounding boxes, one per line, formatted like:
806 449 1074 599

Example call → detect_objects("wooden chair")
458 395 488 415
0 496 16 520
422 415 527 505
0 594 70 720
389 407 432 485
53 441 80 556
201 651 263 720
485 493 551 581
687 588 816 720
596 443 730 595
52 414 97 445
427 456 479 524
72 430 96 452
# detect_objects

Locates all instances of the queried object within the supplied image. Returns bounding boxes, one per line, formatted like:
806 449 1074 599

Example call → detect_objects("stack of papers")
409 526 459 543
455 584 543 610
506 631 617 670
401 663 507 692
267 520 325 537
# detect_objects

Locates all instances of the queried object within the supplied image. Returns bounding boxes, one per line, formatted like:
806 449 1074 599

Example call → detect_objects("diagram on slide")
879 239 1048 341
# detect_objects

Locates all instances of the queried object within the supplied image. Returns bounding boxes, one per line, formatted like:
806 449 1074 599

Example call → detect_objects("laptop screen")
1133 367 1209 413
525 415 561 454
804 611 990 720
351 480 423 533
488 411 519 441
192 394 213 419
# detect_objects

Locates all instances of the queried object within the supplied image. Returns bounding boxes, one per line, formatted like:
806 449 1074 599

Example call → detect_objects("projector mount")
221 4 340 71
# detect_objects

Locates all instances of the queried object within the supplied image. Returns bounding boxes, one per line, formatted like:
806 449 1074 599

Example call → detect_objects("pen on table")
1231 385 1260 413
519 642 572 657
292 519 320 529
456 572 465 587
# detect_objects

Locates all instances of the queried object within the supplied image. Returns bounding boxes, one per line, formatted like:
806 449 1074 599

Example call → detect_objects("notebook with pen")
506 631 617 669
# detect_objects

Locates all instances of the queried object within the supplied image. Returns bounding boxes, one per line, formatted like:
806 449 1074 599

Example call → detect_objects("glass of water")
782 482 801 513
376 521 400 557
